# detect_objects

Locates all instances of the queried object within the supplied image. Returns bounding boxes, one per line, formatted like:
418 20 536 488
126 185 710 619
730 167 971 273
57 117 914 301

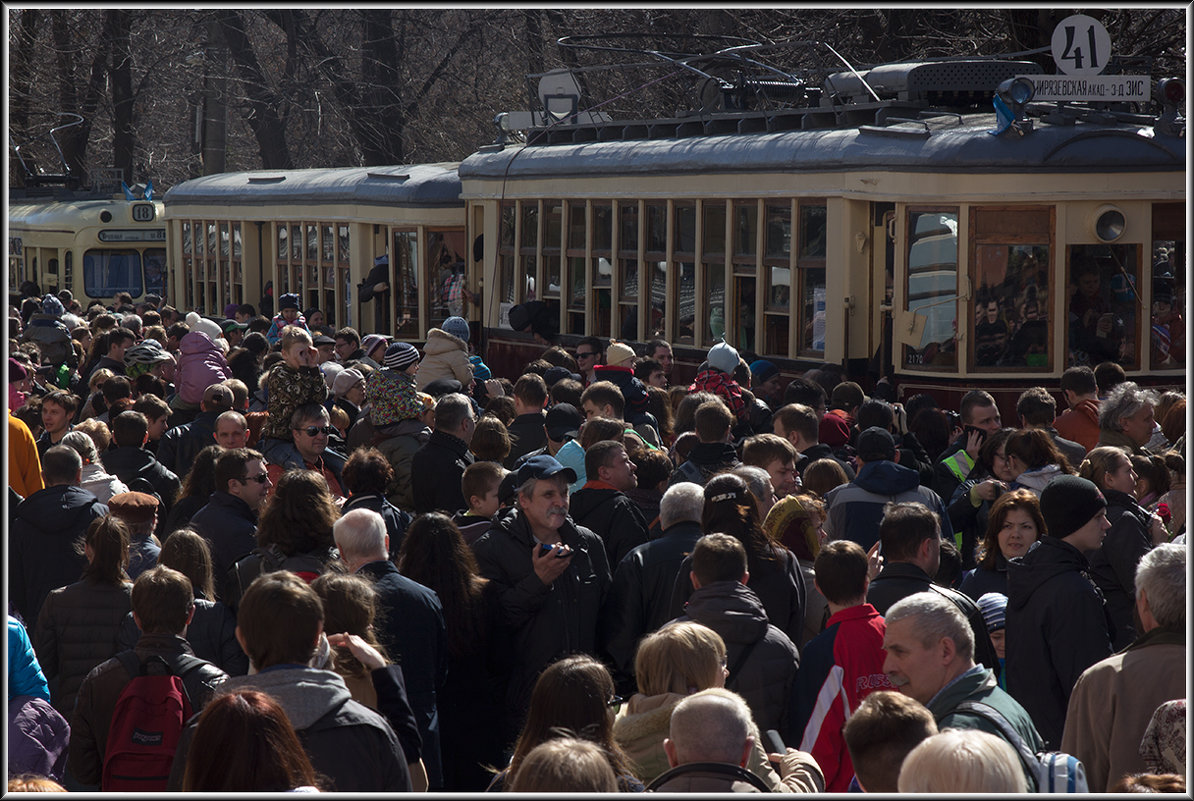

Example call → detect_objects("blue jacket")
824 460 952 551
8 615 50 702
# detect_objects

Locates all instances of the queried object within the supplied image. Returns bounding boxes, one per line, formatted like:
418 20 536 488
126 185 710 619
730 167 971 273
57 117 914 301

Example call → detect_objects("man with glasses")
265 403 347 499
190 447 271 602
574 336 605 385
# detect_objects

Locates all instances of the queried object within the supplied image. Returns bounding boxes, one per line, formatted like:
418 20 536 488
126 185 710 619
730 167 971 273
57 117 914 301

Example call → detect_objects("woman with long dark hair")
162 445 222 535
490 655 641 792
959 489 1044 601
182 689 322 791
669 473 806 644
1005 428 1076 495
398 512 508 791
32 516 133 718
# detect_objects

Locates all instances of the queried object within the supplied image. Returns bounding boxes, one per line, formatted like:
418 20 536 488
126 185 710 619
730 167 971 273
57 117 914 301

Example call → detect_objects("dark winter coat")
568 482 651 568
357 559 449 789
1006 537 1114 749
948 472 998 569
1088 488 1154 650
117 597 248 676
959 554 1009 601
411 430 475 514
187 491 259 603
600 520 703 695
472 509 611 728
824 460 952 552
794 442 856 482
168 667 412 792
346 416 431 511
156 409 221 477
32 579 133 718
10 485 108 629
867 561 1002 678
504 411 547 468
341 494 413 559
670 543 806 647
677 580 800 732
102 445 181 513
67 633 228 785
669 441 742 486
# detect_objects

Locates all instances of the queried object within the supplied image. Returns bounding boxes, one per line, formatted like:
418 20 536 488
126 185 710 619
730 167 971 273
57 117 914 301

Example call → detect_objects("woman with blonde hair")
897 728 1027 793
612 621 783 788
763 492 830 646
1079 446 1160 649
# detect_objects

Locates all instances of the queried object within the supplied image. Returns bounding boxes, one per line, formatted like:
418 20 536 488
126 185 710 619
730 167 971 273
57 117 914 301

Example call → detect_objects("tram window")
974 245 1049 368
392 231 419 336
645 203 667 340
144 248 166 298
765 203 791 310
799 205 827 259
566 202 587 336
593 203 613 338
47 258 59 275
182 221 192 255
674 202 698 345
617 203 640 339
84 249 143 298
904 210 958 369
1067 244 1138 370
703 202 728 345
797 203 827 355
499 204 516 305
1149 241 1185 370
544 202 563 298
429 230 468 330
734 202 758 261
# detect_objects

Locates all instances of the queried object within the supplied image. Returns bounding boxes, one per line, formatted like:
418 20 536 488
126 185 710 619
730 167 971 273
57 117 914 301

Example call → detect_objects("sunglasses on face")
240 472 269 484
576 351 596 359
295 425 335 436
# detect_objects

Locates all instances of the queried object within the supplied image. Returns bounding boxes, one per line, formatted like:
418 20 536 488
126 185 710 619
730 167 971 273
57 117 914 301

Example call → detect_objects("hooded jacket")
568 481 651 568
416 328 472 390
1009 463 1066 496
347 416 431 511
103 446 181 511
176 331 232 406
168 666 411 792
11 485 108 629
1087 488 1154 650
599 520 704 694
472 508 610 722
1005 537 1114 749
824 460 952 552
78 462 129 504
669 441 741 487
678 581 800 733
68 633 228 785
1054 398 1101 453
1061 625 1186 791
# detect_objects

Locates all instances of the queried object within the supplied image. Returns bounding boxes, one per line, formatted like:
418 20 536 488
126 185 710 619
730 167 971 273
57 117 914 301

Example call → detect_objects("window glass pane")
569 256 586 310
975 245 1049 368
544 254 561 298
703 202 726 256
568 203 586 250
768 265 790 309
734 203 758 257
645 203 666 253
277 225 287 261
322 225 334 262
800 267 827 354
182 221 192 255
674 261 695 344
904 211 958 368
703 262 724 344
501 204 516 248
392 231 419 335
339 225 350 264
307 224 318 261
545 202 563 250
291 224 302 260
764 314 788 356
799 205 827 259
766 204 791 259
1067 244 1137 369
675 203 696 254
429 230 468 326
593 203 612 252
521 253 537 299
84 249 143 297
731 276 756 351
1149 240 1184 369
144 248 166 297
521 203 538 249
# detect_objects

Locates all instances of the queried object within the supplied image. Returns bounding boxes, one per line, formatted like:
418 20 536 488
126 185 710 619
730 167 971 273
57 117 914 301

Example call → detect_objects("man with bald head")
213 410 250 450
157 382 235 477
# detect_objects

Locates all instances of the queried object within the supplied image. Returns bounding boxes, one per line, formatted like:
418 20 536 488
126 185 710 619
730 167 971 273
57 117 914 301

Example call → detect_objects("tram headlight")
997 77 1035 107
1156 78 1185 109
1093 205 1126 243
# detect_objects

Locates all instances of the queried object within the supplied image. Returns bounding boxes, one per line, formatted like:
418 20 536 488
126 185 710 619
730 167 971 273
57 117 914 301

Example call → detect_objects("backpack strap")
645 761 772 792
955 700 1042 791
115 649 143 679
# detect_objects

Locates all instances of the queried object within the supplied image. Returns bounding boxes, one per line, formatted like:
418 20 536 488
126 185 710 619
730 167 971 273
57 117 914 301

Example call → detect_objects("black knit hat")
1040 475 1107 540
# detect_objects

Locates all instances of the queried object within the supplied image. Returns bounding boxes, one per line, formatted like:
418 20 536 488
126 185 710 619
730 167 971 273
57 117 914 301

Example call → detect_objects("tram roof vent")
826 59 1044 107
366 172 409 181
248 175 286 184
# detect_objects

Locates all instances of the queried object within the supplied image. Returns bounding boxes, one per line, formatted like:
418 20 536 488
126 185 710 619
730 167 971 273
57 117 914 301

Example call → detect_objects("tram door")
873 202 896 379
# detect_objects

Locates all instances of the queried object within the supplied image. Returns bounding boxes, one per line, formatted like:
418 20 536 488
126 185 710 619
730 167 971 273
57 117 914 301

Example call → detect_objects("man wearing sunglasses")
574 336 605 386
190 447 271 603
264 403 347 500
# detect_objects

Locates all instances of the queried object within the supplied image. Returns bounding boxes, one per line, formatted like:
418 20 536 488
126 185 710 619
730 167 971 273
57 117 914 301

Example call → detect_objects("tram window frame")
565 201 588 336
591 201 613 339
969 206 1054 373
672 200 697 346
700 200 728 347
796 201 828 358
902 207 960 372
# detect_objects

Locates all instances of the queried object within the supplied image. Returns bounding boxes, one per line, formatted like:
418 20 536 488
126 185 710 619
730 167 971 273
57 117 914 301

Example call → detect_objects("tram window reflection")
85 249 143 298
1067 244 1138 369
392 231 419 335
973 244 1049 369
904 210 958 369
1150 240 1185 369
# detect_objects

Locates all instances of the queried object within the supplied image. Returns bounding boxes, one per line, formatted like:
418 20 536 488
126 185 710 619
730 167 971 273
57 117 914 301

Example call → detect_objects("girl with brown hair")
959 489 1044 601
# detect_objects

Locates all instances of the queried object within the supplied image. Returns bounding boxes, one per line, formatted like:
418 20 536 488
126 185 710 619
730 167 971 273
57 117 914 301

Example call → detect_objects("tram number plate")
131 203 157 222
1021 74 1150 103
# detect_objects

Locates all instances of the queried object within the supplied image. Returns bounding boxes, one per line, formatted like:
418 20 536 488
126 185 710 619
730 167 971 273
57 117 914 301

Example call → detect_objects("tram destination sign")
1017 74 1150 103
98 229 167 243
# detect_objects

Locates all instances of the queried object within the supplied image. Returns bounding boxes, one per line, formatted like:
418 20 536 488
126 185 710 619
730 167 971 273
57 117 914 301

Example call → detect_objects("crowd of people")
7 285 1188 793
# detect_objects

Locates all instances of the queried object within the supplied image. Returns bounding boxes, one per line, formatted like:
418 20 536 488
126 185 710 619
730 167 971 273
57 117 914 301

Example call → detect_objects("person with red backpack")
67 565 227 791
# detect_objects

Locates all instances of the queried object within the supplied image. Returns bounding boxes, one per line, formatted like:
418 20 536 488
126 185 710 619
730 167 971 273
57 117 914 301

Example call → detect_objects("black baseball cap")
545 403 583 442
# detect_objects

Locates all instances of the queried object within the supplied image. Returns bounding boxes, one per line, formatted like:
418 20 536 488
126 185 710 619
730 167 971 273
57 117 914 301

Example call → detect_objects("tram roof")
459 115 1185 180
162 163 463 208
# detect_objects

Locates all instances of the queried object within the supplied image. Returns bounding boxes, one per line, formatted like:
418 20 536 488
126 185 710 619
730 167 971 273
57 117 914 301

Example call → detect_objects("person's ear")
740 735 755 768
740 571 750 586
663 738 680 768
185 603 196 626
940 635 956 664
689 570 701 590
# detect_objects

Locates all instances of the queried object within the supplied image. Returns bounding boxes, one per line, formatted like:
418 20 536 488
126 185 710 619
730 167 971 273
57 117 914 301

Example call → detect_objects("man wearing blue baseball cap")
473 454 611 742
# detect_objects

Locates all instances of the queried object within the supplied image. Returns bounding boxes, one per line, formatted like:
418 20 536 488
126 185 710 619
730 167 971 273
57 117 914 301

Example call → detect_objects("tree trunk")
217 10 293 169
108 10 136 182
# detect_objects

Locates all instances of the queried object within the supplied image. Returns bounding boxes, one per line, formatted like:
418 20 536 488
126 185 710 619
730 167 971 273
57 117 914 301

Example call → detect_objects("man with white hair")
882 591 1042 788
334 508 447 790
1061 543 1186 792
652 688 823 792
600 482 706 694
473 454 610 737
1097 381 1159 455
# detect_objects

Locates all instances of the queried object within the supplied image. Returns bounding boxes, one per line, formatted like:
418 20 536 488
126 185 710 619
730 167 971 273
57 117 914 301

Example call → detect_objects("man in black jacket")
156 383 235 479
411 393 476 514
600 481 705 694
569 440 650 568
504 373 548 468
866 502 1001 679
670 399 741 486
105 410 181 519
335 508 448 790
473 455 611 740
167 571 412 792
189 448 269 605
10 446 108 629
